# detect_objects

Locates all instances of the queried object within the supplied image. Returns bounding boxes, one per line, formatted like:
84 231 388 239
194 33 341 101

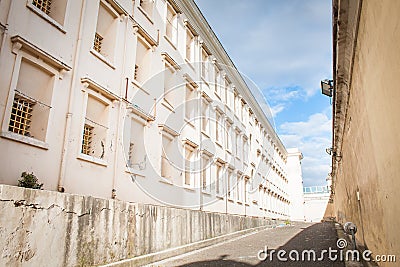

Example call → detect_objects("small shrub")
285 219 291 225
18 172 43 189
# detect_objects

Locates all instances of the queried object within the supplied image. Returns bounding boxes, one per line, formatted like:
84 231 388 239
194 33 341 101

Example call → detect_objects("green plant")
284 219 291 225
18 172 43 189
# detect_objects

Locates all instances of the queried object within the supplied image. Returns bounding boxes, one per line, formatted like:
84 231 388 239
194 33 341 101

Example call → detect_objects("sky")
195 0 333 187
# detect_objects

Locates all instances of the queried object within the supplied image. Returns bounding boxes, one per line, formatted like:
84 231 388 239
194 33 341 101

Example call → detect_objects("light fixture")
321 79 333 97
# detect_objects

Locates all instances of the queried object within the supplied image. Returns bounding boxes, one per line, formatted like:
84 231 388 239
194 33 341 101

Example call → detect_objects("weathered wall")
0 184 276 266
333 0 400 263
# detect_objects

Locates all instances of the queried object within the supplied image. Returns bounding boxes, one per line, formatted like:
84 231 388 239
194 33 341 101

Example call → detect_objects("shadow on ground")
177 222 345 267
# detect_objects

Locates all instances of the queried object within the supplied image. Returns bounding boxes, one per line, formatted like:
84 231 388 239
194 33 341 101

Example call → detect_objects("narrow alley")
148 222 346 266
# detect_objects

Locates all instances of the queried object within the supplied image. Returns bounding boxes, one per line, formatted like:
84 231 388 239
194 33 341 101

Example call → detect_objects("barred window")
32 0 51 15
81 124 93 155
93 33 103 53
8 96 34 137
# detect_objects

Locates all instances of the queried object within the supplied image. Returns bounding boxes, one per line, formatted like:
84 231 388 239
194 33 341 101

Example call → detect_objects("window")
93 1 118 60
224 77 230 105
225 122 232 151
81 95 109 159
186 29 195 62
139 0 154 18
214 66 220 94
216 163 223 195
227 168 233 199
201 98 209 134
161 134 177 179
184 145 195 186
163 64 175 107
32 0 51 14
8 59 54 142
31 0 68 25
185 84 196 121
8 96 34 137
237 174 243 202
126 118 145 170
166 2 178 44
235 131 241 157
134 38 152 84
201 48 210 80
215 111 222 143
243 137 249 163
245 178 250 203
81 124 93 155
93 33 103 53
201 154 211 192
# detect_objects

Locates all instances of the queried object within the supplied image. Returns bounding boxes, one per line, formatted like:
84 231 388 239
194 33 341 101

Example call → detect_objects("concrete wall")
332 0 400 263
286 148 305 221
303 193 329 222
0 184 277 267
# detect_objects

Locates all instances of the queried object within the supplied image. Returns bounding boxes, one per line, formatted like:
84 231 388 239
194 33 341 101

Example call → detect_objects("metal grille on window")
93 33 103 53
81 124 93 155
8 96 34 137
32 0 51 15
128 142 134 167
134 65 139 80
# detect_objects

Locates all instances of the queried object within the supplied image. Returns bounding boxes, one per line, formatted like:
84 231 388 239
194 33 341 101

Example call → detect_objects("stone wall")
0 184 276 266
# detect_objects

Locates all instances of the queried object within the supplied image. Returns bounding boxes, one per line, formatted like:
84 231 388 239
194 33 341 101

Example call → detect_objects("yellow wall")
333 0 400 262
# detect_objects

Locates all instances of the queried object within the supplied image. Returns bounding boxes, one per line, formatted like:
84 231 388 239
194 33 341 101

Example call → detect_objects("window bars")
81 124 93 155
8 96 34 137
32 0 51 15
93 32 103 53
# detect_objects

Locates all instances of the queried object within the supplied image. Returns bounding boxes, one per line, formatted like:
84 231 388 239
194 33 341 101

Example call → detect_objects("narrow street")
148 222 345 267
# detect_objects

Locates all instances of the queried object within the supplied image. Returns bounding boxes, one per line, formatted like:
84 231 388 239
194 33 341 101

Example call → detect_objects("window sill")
252 200 258 205
201 130 210 138
182 185 195 192
237 201 243 205
131 80 150 95
228 198 234 202
125 167 145 178
164 35 177 50
137 6 154 24
26 3 66 34
77 153 107 167
225 149 232 155
216 195 224 200
90 49 115 69
184 118 196 129
161 99 175 112
214 91 221 100
185 59 195 71
245 203 250 206
215 141 223 148
0 131 49 150
201 190 211 196
159 177 173 185
201 77 209 87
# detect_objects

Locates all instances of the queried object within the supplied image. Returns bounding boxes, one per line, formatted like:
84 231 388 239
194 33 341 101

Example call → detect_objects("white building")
0 0 303 219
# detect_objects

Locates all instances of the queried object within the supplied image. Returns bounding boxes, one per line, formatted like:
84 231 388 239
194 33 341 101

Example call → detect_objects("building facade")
0 0 302 218
331 0 400 262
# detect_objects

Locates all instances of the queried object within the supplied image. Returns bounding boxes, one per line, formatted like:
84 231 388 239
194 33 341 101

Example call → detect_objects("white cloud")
271 104 285 118
280 112 332 186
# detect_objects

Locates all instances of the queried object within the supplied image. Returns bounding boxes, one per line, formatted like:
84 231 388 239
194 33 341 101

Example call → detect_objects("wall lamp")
321 79 333 97
326 147 342 162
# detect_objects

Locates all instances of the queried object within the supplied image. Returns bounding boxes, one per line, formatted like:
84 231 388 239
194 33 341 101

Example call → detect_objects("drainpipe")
57 0 87 192
111 14 129 199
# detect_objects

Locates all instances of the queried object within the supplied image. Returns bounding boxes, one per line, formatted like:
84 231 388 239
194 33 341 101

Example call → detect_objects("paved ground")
146 222 346 267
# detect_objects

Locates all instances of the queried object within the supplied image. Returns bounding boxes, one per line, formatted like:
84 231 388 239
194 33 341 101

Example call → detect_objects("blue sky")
195 0 333 186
